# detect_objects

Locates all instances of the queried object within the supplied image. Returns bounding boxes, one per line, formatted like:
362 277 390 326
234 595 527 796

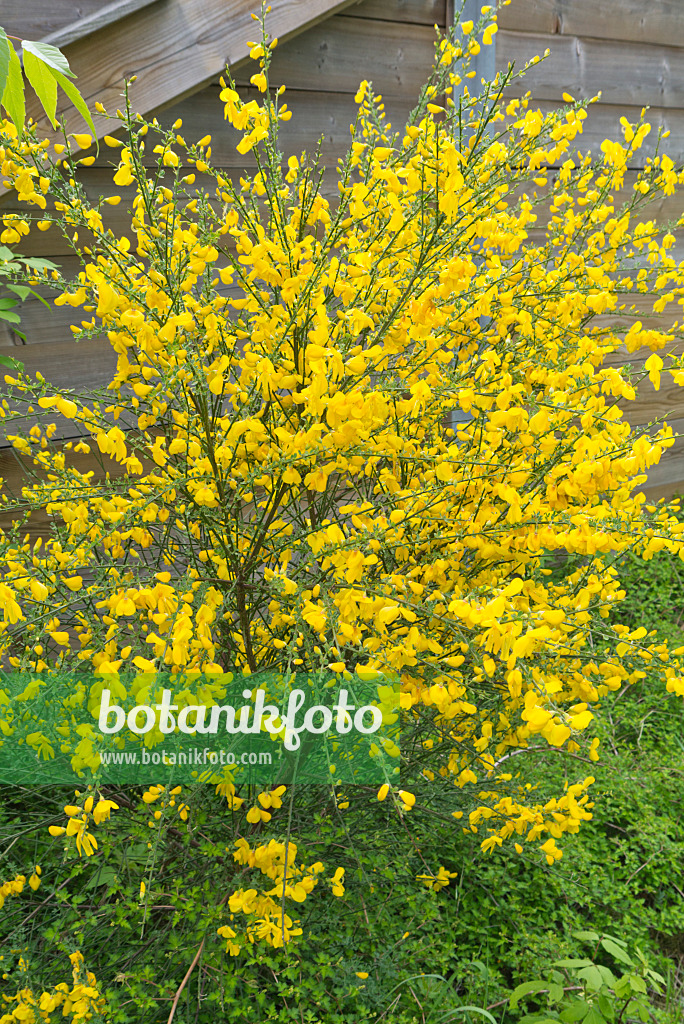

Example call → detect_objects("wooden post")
445 0 495 430
447 0 496 100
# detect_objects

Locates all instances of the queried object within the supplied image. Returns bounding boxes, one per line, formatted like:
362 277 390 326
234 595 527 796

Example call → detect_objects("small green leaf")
559 1002 590 1023
437 1006 499 1024
6 284 31 301
577 966 605 993
573 931 600 942
0 297 19 310
49 67 97 145
554 960 594 970
596 966 617 987
583 1008 607 1024
23 50 58 128
22 256 59 271
0 354 22 367
22 40 74 78
0 309 21 323
600 939 634 966
510 981 554 1009
597 994 615 1020
628 976 647 994
1 41 25 134
0 30 11 101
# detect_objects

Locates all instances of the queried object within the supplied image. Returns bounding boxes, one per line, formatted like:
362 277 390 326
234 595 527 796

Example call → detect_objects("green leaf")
583 1008 607 1024
628 976 647 994
577 966 605 993
23 50 58 128
6 284 31 301
0 309 21 323
573 931 600 942
600 939 634 967
21 256 59 272
0 354 23 368
0 30 11 101
22 40 74 78
1 41 25 134
554 960 594 970
560 1002 591 1023
597 994 615 1020
437 1006 499 1024
0 297 18 310
510 981 555 1009
84 865 118 889
48 67 97 145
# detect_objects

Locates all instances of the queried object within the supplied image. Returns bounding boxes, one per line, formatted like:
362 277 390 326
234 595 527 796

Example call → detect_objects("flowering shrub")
1 4 684 1017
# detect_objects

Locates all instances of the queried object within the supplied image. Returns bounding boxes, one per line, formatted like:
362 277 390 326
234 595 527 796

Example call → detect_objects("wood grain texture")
1 0 110 42
497 0 558 35
497 30 684 110
499 0 684 50
345 0 446 25
40 0 161 49
0 339 117 447
233 14 438 100
0 445 130 538
23 0 363 143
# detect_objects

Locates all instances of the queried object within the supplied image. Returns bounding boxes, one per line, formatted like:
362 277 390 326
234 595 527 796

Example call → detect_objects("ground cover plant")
0 3 684 1020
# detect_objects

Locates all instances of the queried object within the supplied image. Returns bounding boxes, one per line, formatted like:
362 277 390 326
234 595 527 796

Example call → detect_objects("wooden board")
499 0 684 51
0 444 130 539
497 30 684 110
2 0 111 41
0 338 118 446
344 0 446 25
40 0 160 49
233 14 439 101
19 0 363 147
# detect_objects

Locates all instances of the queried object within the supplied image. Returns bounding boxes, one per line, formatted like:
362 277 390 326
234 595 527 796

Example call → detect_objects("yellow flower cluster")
48 788 118 856
0 867 40 911
217 835 340 954
0 14 683 861
141 783 189 826
0 952 106 1023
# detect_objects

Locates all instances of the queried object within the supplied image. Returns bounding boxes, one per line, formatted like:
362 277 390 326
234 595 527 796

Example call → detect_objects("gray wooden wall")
2 0 684 498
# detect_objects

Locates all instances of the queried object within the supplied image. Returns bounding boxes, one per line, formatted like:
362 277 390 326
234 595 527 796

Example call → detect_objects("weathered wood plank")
234 14 438 100
630 416 684 498
619 369 684 428
499 0 684 51
0 445 130 538
21 0 363 146
498 30 684 110
40 0 161 50
9 338 116 392
497 0 559 35
1 0 110 41
344 0 446 25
